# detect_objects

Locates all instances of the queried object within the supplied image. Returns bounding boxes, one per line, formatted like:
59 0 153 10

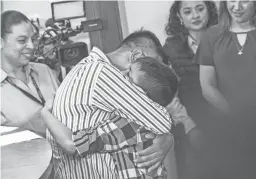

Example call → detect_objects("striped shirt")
47 47 172 179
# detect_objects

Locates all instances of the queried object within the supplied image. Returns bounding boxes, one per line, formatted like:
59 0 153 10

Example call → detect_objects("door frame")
85 1 124 53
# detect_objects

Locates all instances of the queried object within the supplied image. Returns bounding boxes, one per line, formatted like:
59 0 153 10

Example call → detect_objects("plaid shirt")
73 95 194 179
73 114 167 179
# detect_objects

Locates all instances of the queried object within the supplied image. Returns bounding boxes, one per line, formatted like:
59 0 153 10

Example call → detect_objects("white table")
1 128 52 179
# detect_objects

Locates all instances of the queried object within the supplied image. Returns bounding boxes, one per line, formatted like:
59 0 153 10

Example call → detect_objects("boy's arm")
166 95 196 134
73 117 145 156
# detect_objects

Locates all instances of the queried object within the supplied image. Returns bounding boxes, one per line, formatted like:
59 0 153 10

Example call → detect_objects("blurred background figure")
164 0 218 131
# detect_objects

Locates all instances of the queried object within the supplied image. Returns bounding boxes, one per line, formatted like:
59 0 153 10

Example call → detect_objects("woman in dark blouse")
163 1 218 126
198 1 256 178
163 1 218 179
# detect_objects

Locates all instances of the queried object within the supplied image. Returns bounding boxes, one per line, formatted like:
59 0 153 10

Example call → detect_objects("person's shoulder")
30 62 50 71
206 24 223 33
164 35 183 48
29 62 54 76
250 28 256 37
203 24 225 41
163 35 189 59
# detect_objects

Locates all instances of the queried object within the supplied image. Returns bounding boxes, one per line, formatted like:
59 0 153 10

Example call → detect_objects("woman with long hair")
163 1 218 179
164 0 218 127
198 1 256 178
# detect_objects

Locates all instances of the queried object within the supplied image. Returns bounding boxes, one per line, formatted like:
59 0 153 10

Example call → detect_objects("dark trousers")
176 76 256 179
201 109 256 179
172 124 208 179
175 79 215 179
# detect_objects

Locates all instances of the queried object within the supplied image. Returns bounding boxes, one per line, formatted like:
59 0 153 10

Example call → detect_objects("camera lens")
58 42 88 67
64 48 79 59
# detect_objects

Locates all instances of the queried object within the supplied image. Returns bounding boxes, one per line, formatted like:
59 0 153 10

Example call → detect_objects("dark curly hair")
165 1 218 39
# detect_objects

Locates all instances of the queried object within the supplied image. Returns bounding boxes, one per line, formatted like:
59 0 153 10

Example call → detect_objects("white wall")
120 1 174 45
2 1 52 22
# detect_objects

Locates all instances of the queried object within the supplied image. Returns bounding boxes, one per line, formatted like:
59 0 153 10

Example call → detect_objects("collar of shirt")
0 63 39 83
89 47 112 65
188 35 199 54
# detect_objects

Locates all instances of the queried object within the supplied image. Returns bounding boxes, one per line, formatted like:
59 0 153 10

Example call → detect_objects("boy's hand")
135 133 174 173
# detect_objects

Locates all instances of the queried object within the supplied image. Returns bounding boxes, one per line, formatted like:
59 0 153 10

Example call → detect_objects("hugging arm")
135 133 174 172
41 108 75 155
41 99 76 155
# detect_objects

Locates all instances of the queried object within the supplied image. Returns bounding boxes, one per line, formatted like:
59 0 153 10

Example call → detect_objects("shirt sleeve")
73 116 145 157
92 64 172 134
165 96 196 134
195 30 214 66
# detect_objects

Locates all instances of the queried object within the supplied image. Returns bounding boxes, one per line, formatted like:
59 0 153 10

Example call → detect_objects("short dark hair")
219 1 256 30
133 57 178 107
121 30 169 64
122 30 162 49
165 1 218 37
1 10 30 39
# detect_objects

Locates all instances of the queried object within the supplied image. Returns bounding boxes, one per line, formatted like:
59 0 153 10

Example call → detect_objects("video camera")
33 0 103 69
34 18 88 68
